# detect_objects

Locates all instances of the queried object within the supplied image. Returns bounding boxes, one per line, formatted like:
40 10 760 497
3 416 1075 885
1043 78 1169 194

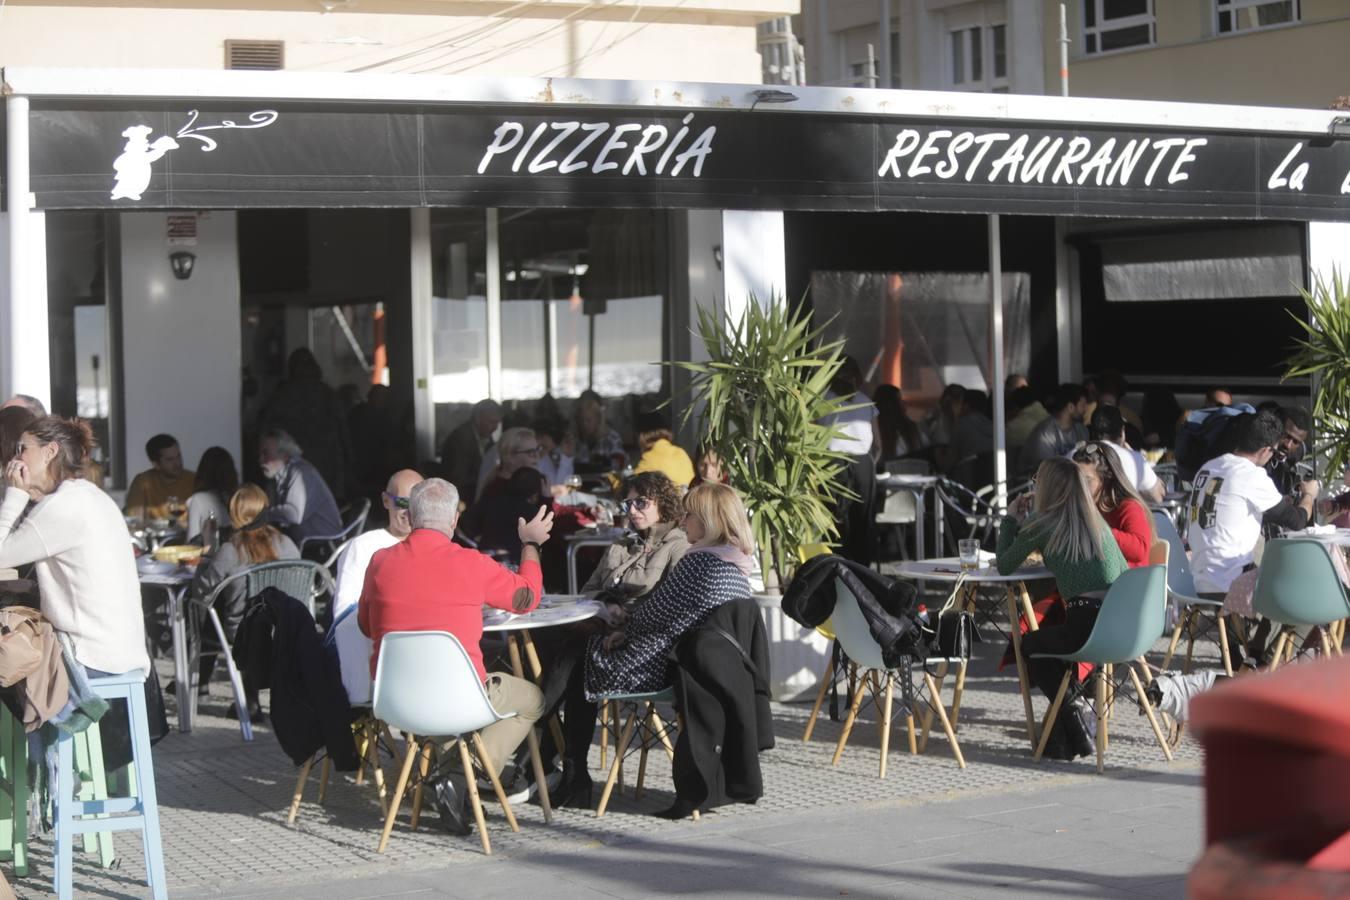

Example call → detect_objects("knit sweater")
996 514 1128 600
0 481 150 676
1104 499 1152 568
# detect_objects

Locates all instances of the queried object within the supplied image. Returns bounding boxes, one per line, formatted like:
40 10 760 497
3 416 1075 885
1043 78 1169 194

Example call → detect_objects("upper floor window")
1082 0 1155 54
949 24 1007 92
1216 0 1299 34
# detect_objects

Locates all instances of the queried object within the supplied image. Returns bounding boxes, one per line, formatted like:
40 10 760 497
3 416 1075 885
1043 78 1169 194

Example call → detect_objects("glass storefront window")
430 209 490 441
810 270 1032 409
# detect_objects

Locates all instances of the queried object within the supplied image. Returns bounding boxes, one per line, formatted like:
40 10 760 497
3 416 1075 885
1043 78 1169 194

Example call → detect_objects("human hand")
1302 479 1322 501
517 504 555 545
3 460 32 493
602 630 627 652
605 603 628 626
1011 492 1033 519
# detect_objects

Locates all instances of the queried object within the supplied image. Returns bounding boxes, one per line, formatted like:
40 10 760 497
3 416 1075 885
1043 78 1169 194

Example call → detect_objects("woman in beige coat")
582 471 688 612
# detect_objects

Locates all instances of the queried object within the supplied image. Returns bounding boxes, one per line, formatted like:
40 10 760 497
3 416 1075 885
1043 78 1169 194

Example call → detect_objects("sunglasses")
620 496 653 514
383 491 411 510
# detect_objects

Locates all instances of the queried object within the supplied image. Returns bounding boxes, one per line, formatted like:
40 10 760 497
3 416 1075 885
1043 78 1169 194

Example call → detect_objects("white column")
4 96 50 411
1307 222 1350 280
409 208 435 462
485 208 503 401
989 214 1007 512
721 210 786 323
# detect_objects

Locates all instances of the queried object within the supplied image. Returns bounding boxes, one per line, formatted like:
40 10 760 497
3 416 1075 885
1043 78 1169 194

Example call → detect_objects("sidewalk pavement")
15 633 1212 899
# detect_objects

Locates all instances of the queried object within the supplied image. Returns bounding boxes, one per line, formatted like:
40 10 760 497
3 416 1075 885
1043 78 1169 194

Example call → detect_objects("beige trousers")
442 672 543 777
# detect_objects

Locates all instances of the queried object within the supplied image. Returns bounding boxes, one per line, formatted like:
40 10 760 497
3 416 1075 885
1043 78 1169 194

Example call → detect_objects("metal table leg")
167 586 193 733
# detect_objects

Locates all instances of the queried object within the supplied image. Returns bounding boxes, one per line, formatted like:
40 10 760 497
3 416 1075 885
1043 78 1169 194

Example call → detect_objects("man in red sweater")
359 476 553 835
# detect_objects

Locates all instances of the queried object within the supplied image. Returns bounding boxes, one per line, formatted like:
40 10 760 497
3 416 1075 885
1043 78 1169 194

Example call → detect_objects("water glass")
958 538 981 571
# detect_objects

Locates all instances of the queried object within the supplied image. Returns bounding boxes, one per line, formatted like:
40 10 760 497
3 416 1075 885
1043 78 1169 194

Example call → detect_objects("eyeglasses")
511 446 542 458
12 442 42 457
620 497 653 514
383 491 411 510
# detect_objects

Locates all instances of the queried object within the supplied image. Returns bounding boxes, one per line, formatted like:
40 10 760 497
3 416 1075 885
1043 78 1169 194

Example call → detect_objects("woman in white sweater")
0 416 150 677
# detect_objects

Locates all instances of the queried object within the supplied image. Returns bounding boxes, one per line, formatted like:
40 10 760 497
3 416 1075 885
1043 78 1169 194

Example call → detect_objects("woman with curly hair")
582 470 688 611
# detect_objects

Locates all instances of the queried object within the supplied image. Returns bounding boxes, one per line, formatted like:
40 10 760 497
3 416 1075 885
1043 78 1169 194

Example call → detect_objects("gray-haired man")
259 427 342 544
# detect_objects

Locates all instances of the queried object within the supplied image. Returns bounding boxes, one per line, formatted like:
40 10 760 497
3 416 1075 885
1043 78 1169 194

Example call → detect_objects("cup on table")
958 538 981 571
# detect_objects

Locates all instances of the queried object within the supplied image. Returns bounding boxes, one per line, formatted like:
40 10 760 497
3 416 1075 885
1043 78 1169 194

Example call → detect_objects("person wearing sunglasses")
474 427 543 502
325 469 425 711
1071 441 1155 569
581 471 689 612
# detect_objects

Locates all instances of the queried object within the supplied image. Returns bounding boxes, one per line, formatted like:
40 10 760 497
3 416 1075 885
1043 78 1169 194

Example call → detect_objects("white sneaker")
478 768 529 805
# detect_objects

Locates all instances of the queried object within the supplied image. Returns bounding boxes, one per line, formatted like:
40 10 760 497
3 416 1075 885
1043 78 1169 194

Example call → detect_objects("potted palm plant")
671 296 856 591
1285 268 1350 475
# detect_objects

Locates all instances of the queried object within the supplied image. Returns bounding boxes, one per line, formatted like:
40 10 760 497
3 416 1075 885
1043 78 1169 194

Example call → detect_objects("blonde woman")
997 456 1128 759
191 483 299 715
547 482 755 809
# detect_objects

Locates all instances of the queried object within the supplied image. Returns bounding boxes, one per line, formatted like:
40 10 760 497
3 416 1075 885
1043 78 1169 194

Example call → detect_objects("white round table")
894 557 1054 750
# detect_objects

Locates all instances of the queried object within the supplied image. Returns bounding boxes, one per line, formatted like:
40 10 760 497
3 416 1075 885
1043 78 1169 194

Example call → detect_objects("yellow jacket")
633 438 695 487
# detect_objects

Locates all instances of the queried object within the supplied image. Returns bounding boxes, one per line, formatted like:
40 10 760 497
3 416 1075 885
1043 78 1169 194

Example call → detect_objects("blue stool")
54 673 167 899
594 688 693 818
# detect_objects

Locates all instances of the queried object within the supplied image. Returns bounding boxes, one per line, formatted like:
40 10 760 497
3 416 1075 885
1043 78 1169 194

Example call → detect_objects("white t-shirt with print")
1188 453 1283 594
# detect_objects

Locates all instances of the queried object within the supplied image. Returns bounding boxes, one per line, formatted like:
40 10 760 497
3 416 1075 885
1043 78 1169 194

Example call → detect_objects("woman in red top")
1072 441 1155 567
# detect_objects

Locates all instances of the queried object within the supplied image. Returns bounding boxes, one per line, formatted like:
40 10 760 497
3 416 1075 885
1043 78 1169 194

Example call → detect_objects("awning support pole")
989 213 1007 514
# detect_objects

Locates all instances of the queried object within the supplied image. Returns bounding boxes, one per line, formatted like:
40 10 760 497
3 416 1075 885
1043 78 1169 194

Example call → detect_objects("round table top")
483 597 602 631
894 557 1054 583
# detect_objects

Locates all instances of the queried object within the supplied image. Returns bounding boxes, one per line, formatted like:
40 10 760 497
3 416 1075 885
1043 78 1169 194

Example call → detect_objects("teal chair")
1030 565 1174 773
829 578 966 777
1251 538 1350 669
593 687 690 818
1154 511 1235 676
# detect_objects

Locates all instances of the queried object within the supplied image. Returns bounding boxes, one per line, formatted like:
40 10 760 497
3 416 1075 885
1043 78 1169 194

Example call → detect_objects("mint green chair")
1154 511 1234 676
1252 538 1350 668
1030 564 1174 773
0 705 28 877
594 688 687 818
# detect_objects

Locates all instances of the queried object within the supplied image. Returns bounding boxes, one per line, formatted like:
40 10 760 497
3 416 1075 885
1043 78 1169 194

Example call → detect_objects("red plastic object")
1188 655 1350 898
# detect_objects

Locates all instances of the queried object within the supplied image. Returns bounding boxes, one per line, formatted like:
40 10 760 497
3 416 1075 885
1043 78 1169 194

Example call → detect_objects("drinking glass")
958 538 981 571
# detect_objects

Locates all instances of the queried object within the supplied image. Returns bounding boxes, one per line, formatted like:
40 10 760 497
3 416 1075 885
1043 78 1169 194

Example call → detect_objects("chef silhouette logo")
109 110 280 201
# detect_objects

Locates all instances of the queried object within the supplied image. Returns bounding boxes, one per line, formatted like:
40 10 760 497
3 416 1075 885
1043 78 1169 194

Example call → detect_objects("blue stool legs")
54 673 167 900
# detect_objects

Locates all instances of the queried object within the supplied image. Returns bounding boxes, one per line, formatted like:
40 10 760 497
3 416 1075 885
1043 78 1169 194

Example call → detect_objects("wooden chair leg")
363 722 389 816
878 675 893 779
409 740 432 831
1217 614 1234 676
1128 665 1173 762
1183 612 1199 674
1162 609 1187 671
1102 664 1112 752
918 661 948 754
651 707 676 761
1034 671 1072 761
1095 669 1107 774
471 733 519 833
456 739 491 855
597 707 639 817
831 668 871 766
287 756 314 825
524 726 553 824
922 672 965 769
318 757 331 806
1268 630 1290 672
950 660 968 730
802 653 835 742
354 721 369 787
376 736 420 854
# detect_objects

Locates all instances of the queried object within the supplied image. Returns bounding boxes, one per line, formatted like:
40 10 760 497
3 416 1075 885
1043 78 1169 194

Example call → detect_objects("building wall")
120 211 241 484
0 0 795 82
1044 0 1350 108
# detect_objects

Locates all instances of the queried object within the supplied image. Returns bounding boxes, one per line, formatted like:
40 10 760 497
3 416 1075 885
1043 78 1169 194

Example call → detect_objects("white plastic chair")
372 631 521 856
828 580 966 776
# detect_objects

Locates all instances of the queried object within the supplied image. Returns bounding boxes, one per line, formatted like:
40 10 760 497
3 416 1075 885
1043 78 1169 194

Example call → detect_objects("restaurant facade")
2 67 1348 490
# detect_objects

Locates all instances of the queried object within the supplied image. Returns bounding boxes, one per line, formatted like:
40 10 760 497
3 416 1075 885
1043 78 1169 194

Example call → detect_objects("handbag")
927 572 974 660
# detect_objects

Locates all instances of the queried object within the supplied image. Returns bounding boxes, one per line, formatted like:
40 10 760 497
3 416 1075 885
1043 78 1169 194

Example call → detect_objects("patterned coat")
583 550 750 701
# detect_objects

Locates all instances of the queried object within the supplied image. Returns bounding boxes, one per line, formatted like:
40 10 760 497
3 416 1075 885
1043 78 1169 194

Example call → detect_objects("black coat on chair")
234 587 360 771
670 597 774 811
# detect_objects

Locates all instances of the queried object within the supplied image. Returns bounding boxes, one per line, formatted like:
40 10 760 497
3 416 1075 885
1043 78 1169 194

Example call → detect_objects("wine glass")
165 495 185 524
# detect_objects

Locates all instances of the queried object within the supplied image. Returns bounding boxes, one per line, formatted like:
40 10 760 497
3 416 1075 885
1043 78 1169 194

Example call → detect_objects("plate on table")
153 544 204 565
137 557 177 576
540 593 588 608
482 609 518 626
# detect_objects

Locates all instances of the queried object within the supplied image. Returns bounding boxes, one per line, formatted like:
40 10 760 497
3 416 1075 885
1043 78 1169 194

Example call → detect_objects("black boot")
654 797 699 819
551 764 593 809
1064 698 1097 759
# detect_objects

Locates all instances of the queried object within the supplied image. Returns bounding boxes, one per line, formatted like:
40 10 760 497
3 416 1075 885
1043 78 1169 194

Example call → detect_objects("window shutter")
225 40 285 71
